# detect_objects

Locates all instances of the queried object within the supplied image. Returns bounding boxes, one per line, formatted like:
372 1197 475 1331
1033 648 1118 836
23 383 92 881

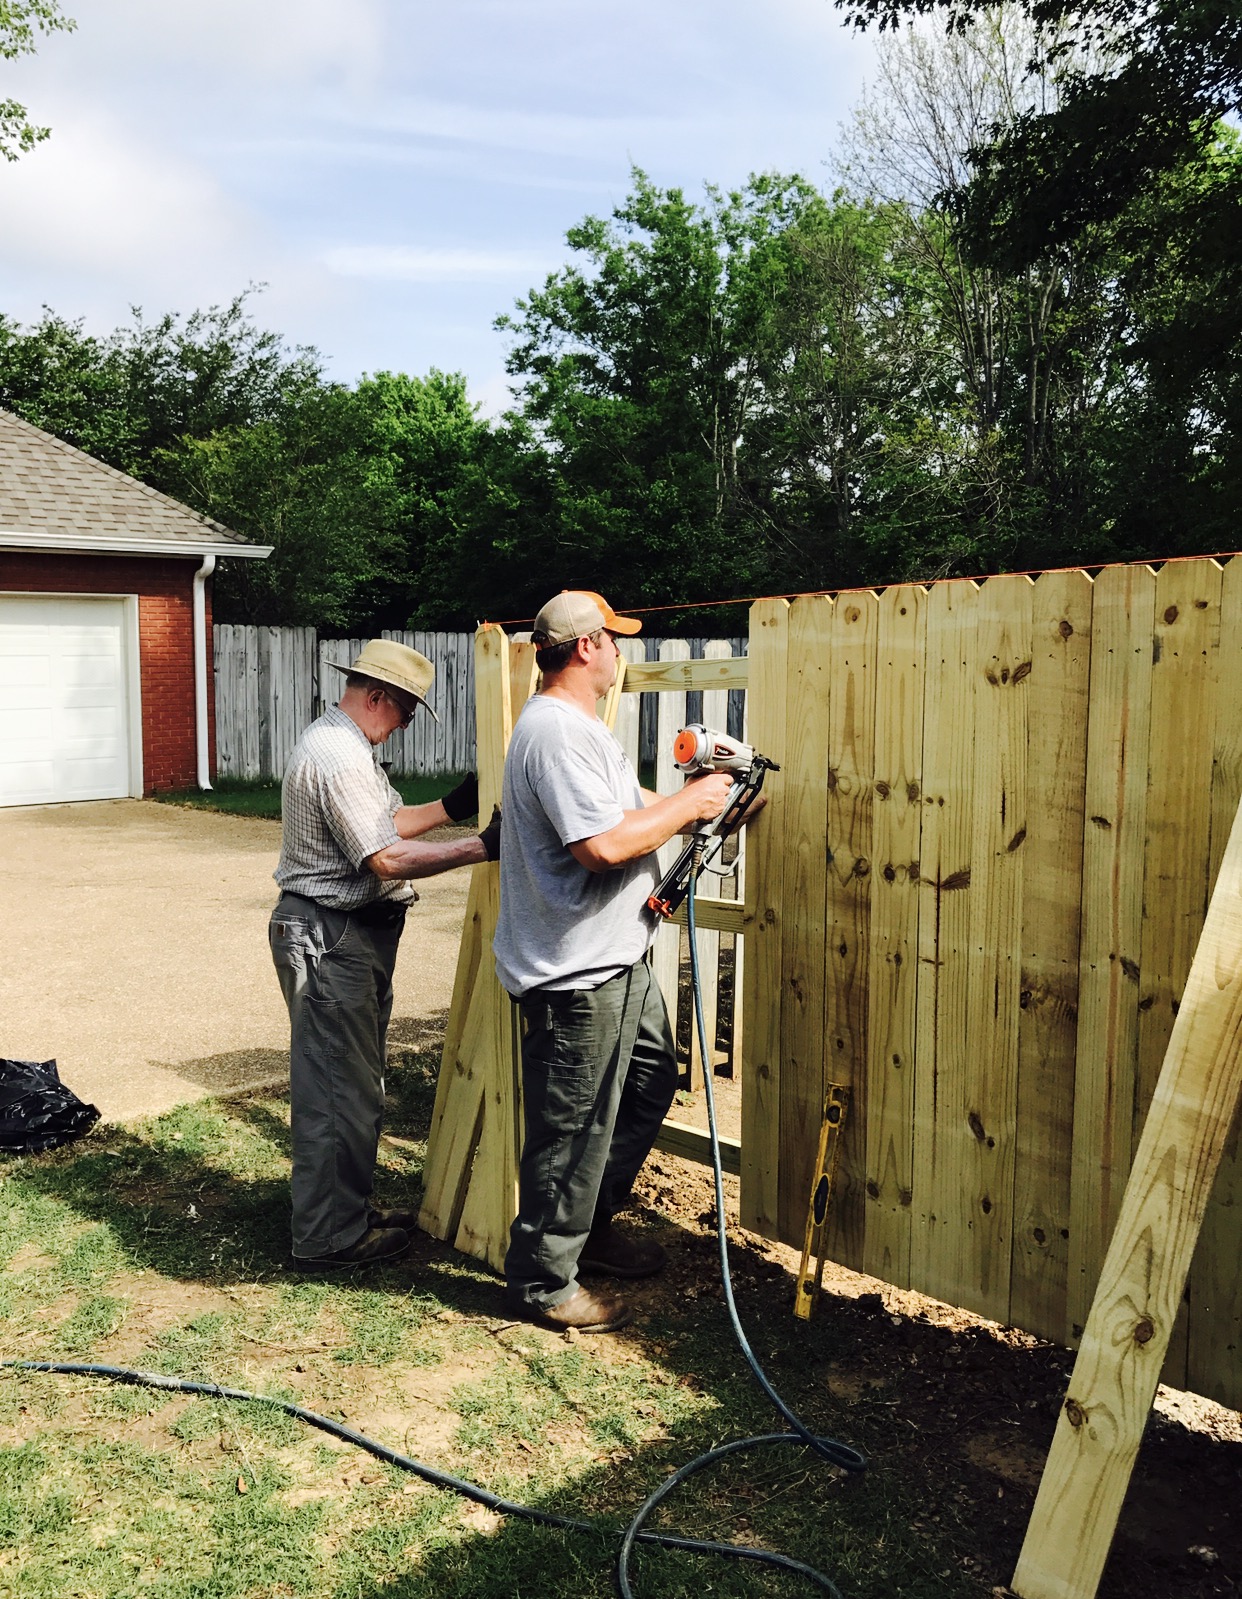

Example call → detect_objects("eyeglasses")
382 691 417 727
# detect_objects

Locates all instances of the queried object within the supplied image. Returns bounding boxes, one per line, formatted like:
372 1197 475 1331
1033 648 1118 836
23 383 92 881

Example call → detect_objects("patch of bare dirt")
623 1149 1242 1599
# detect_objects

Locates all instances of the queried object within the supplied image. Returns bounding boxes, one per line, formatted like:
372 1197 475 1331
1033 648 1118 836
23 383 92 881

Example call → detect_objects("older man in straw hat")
271 639 500 1271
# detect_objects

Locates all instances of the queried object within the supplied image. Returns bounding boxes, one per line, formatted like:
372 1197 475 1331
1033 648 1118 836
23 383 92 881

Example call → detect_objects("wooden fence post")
653 640 690 1053
688 639 732 1085
1012 789 1242 1599
418 629 535 1273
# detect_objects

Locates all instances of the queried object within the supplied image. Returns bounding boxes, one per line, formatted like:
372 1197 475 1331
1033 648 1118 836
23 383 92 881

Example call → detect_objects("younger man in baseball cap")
494 593 732 1331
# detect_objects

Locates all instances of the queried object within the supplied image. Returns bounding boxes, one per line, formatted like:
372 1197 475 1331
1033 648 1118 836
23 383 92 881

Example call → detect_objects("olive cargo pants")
505 958 678 1311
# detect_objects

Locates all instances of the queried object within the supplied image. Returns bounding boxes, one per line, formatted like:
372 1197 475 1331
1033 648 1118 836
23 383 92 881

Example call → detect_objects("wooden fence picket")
863 583 924 1289
1011 570 1093 1338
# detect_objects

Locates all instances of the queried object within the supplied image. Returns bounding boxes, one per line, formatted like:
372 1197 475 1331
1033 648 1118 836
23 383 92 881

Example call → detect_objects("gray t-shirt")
493 694 660 997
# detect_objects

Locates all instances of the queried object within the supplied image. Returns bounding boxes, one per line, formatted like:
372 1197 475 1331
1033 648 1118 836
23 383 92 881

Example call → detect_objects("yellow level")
793 1083 850 1320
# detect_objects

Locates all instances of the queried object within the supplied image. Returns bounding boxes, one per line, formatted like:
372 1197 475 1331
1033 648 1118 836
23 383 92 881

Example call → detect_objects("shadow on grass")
4 1047 448 1287
6 1041 1242 1599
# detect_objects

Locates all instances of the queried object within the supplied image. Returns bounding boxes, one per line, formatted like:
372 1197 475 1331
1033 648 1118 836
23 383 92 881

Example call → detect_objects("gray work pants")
269 891 405 1258
505 958 678 1312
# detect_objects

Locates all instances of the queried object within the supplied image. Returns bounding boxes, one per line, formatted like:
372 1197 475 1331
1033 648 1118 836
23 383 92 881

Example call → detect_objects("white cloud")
323 245 554 282
0 111 252 282
41 0 386 91
351 97 688 161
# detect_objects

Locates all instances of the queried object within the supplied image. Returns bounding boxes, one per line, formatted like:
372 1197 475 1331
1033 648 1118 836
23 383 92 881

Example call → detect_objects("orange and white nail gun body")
647 724 779 919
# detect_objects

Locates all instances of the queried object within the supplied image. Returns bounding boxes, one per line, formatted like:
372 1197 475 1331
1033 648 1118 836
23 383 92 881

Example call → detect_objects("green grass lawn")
0 1055 987 1599
152 775 471 822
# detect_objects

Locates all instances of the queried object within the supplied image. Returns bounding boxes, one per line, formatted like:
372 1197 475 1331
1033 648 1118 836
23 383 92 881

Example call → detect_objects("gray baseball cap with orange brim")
531 590 642 645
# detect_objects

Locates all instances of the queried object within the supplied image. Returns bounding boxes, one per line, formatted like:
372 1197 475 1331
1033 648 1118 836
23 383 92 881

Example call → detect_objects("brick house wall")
0 551 215 793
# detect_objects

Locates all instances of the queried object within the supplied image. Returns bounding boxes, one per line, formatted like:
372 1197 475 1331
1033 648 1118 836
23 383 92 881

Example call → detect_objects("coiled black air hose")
3 865 865 1596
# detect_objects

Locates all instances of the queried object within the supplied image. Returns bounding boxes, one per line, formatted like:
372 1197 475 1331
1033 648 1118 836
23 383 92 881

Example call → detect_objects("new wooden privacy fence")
422 558 1242 1420
742 560 1242 1412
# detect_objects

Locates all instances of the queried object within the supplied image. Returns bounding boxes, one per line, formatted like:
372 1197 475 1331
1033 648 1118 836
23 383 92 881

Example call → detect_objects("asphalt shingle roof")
0 406 257 551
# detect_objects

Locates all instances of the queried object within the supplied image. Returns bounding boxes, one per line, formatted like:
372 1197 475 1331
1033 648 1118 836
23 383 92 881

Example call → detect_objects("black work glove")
478 805 502 862
441 772 479 823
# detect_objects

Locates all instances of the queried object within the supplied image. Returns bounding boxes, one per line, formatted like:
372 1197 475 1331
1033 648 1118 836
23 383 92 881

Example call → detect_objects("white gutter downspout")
192 554 216 790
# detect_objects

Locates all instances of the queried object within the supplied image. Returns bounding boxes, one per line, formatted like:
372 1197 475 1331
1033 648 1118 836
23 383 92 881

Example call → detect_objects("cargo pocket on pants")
522 994 597 1136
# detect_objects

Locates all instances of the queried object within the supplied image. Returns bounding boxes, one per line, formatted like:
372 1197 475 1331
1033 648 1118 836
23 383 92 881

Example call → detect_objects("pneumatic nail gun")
647 724 779 919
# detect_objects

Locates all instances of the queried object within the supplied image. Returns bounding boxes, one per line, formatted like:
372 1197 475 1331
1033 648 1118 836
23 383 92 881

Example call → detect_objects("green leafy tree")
838 11 1133 573
834 0 1242 261
498 169 956 614
156 383 403 630
352 369 505 629
0 0 74 160
0 292 323 481
836 0 1242 570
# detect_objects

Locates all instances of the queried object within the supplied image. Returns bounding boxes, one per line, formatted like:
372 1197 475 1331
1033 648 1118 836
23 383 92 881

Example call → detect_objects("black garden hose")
4 863 865 1596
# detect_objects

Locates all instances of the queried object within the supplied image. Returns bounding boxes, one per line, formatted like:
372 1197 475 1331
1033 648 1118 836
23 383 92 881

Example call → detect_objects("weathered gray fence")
214 627 476 779
214 625 746 782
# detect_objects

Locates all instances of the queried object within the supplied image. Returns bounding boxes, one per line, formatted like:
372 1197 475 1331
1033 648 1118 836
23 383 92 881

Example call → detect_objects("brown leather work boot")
533 1284 633 1333
368 1202 419 1232
291 1225 410 1273
578 1223 668 1280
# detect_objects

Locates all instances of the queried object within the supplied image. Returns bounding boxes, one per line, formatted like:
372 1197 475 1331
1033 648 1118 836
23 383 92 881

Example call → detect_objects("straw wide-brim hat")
328 639 439 721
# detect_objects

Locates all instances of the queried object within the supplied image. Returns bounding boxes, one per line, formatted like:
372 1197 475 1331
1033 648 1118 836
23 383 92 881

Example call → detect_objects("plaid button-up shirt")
274 705 414 910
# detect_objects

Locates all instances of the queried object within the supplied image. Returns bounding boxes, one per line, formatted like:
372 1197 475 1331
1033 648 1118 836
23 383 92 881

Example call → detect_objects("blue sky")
0 0 877 411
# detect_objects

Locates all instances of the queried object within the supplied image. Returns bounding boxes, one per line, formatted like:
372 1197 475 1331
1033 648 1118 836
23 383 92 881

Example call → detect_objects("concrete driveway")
1 799 471 1122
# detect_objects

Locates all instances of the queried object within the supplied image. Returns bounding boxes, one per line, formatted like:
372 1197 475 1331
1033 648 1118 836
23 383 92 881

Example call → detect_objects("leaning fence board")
913 579 978 1303
1186 554 1242 1403
1134 559 1221 1385
740 598 790 1237
450 626 518 1270
417 869 488 1245
1066 564 1156 1343
823 589 877 1269
864 584 924 1288
777 595 834 1243
1010 570 1093 1341
1012 790 1242 1599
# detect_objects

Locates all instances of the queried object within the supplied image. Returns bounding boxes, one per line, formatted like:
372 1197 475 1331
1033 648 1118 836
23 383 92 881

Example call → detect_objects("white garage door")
0 595 137 807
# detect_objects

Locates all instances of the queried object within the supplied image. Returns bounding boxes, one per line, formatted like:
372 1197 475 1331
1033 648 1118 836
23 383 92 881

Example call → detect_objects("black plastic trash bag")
0 1058 100 1154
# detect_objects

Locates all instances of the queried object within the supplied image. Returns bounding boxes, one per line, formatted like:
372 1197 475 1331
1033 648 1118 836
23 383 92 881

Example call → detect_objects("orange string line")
484 549 1242 629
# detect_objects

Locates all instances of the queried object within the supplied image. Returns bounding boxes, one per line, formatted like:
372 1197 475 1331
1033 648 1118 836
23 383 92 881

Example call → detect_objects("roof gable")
0 407 267 557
